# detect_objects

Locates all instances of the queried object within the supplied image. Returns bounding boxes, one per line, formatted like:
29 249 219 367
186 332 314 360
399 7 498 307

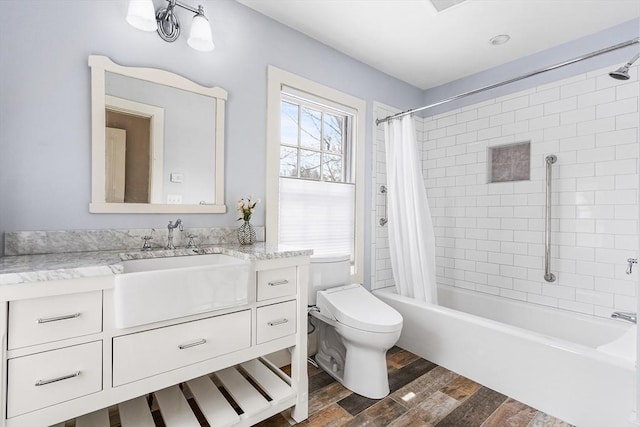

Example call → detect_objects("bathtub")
374 285 636 427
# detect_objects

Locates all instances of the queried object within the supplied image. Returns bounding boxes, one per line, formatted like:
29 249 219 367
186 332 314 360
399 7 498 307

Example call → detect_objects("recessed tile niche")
489 142 531 183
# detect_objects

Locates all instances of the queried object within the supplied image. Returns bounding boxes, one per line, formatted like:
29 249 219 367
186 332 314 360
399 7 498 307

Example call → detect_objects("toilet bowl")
309 256 403 399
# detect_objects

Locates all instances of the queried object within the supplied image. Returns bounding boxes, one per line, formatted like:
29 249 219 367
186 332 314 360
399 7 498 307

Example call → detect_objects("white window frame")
266 66 365 283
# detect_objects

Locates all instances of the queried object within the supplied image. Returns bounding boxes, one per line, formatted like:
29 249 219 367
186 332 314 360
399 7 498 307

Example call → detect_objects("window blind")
279 177 355 257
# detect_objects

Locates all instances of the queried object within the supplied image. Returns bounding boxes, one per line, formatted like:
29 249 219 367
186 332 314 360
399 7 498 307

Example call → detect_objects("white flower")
237 195 261 221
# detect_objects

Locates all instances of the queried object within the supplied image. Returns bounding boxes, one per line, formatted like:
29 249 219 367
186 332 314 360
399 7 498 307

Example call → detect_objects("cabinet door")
7 341 103 418
113 310 251 386
8 291 103 350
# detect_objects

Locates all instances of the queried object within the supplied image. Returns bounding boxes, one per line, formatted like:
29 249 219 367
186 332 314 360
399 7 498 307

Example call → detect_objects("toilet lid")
319 284 403 333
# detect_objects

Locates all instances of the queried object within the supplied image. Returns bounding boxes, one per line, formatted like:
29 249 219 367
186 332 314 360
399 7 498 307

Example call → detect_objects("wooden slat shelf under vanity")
52 358 295 427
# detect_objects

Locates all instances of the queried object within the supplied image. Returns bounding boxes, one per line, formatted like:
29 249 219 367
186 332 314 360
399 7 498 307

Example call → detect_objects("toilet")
309 255 403 399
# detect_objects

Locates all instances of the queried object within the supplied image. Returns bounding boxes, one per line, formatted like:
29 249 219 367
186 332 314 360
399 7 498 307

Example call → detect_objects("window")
278 92 355 257
279 97 350 182
266 67 365 282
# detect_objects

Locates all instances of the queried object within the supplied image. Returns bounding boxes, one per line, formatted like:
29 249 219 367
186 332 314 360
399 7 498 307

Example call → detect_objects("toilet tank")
309 254 351 306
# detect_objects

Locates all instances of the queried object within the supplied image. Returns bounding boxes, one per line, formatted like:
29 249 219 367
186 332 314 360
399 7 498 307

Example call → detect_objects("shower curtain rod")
375 37 640 126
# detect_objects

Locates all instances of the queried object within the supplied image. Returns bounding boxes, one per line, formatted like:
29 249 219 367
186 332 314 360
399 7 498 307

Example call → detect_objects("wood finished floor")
257 347 574 427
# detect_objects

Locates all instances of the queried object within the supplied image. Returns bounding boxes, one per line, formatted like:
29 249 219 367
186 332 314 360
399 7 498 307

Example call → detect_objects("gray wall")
0 0 423 270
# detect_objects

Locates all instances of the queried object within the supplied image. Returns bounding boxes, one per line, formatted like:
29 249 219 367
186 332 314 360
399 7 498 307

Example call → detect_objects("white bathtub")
374 285 636 427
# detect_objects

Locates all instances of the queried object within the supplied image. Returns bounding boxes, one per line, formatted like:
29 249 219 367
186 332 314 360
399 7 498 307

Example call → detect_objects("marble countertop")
0 244 313 286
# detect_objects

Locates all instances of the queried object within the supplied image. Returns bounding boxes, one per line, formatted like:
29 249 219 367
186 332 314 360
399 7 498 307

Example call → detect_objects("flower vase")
237 220 256 245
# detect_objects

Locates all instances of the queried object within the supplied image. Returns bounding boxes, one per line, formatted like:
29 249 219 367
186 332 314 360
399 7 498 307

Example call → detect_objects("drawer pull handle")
35 371 81 386
36 313 81 324
268 318 289 327
268 280 289 287
178 339 207 350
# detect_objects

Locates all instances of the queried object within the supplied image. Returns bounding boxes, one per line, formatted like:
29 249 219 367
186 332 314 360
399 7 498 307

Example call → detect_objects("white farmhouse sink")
114 254 250 329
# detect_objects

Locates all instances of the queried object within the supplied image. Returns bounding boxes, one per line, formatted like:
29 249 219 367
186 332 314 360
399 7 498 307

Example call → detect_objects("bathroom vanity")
0 245 310 427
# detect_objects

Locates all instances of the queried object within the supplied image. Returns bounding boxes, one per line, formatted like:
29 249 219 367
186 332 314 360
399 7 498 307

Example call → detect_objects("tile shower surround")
372 63 639 319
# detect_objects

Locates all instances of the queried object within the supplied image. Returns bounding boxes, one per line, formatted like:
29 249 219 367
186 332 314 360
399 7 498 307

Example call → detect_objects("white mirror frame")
88 55 227 213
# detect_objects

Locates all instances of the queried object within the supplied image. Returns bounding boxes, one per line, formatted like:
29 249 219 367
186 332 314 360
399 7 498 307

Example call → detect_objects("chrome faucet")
166 219 183 250
611 311 637 324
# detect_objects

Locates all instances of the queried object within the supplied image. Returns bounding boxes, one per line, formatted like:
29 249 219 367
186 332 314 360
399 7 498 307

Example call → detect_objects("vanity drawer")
256 300 297 344
113 310 251 386
8 291 103 350
7 341 103 418
256 267 297 301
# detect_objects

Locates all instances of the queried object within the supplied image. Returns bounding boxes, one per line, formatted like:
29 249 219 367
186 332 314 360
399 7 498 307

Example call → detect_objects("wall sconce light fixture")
126 0 215 52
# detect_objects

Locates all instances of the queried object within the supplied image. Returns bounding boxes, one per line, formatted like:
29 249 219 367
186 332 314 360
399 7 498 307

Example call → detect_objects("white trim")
89 202 226 214
88 55 227 100
282 86 357 117
266 65 366 283
215 97 226 208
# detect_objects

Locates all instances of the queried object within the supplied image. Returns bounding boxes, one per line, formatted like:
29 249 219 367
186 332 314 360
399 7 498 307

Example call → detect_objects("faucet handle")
626 258 637 275
141 235 153 251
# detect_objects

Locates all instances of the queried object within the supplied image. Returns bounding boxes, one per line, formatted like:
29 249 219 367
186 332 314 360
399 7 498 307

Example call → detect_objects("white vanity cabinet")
0 255 309 427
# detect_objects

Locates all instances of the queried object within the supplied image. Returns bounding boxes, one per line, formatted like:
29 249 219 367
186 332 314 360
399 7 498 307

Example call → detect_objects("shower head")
609 52 640 80
609 69 630 80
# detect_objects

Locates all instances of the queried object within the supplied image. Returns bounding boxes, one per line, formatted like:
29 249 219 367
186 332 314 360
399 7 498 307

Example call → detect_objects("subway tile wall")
372 63 639 319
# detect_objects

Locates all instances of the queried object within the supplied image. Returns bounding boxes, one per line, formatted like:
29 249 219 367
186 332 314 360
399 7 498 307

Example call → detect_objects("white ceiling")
236 0 640 90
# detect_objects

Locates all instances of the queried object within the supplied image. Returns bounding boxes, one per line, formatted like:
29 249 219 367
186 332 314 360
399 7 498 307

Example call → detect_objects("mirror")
89 55 227 213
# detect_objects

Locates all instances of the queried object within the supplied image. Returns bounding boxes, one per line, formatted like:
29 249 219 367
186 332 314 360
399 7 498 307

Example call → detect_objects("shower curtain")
383 116 437 303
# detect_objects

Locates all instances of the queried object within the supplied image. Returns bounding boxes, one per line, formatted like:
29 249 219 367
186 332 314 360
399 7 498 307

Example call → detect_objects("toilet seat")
316 284 403 333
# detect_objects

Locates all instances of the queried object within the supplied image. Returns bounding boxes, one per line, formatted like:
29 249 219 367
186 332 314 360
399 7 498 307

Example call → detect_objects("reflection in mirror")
105 95 161 203
89 55 227 214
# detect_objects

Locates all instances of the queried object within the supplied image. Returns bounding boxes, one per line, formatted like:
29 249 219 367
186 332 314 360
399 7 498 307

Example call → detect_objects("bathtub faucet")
611 311 637 324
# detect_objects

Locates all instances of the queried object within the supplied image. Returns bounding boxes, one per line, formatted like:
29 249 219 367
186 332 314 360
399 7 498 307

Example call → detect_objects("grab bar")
379 185 388 226
544 155 557 282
